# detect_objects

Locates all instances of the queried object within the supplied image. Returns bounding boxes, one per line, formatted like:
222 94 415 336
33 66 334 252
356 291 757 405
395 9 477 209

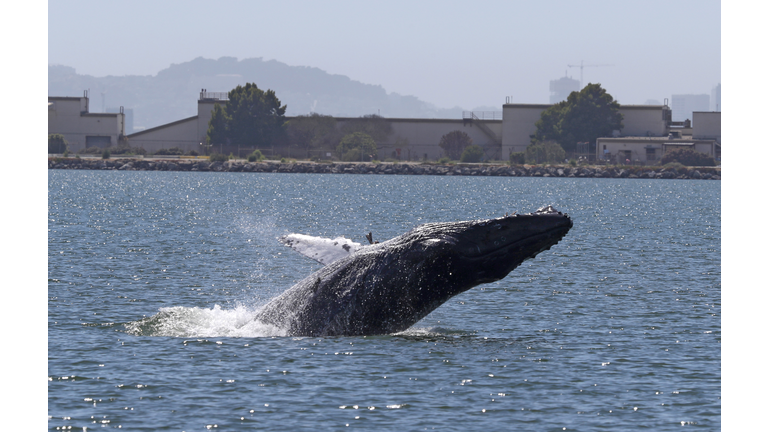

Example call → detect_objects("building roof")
48 96 85 101
126 116 197 138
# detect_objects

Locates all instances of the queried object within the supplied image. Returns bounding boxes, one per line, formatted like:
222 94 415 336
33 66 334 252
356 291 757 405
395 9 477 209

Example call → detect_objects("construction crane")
567 61 613 88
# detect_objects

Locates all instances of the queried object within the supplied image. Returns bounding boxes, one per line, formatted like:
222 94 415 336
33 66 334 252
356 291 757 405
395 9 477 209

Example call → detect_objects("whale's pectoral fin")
278 233 364 265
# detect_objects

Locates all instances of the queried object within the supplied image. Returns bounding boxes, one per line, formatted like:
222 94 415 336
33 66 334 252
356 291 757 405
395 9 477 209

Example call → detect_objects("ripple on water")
48 172 720 431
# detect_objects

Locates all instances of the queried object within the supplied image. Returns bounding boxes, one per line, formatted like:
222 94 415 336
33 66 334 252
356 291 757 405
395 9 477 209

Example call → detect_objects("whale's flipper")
278 234 364 265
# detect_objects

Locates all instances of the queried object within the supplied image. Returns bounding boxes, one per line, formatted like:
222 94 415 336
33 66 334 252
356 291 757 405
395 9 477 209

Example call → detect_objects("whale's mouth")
461 224 571 262
454 206 573 259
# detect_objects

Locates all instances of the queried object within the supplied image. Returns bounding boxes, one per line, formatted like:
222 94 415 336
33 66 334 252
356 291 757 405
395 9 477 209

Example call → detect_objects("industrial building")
595 111 720 163
48 90 721 163
48 91 126 152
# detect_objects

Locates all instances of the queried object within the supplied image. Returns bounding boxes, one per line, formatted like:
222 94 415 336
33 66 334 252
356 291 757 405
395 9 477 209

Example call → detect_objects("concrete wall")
618 105 670 137
335 117 502 161
48 96 124 152
692 111 721 141
125 99 222 153
501 104 550 157
126 116 200 153
197 100 219 143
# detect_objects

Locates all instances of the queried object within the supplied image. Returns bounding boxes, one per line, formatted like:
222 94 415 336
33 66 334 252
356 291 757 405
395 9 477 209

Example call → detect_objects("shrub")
188 150 199 156
660 148 716 166
109 145 136 155
439 131 473 160
153 147 185 156
525 141 566 164
342 148 362 162
48 134 69 154
568 158 578 167
101 149 111 159
247 150 264 162
280 157 287 163
337 132 377 162
208 152 228 162
460 145 484 163
437 156 452 164
509 152 525 165
78 146 102 155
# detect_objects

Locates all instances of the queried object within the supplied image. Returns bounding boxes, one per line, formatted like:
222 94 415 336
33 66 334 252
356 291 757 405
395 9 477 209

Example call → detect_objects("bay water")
48 170 720 430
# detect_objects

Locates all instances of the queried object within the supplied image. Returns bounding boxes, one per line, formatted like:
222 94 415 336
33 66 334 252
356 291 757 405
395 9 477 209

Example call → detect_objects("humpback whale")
254 205 573 336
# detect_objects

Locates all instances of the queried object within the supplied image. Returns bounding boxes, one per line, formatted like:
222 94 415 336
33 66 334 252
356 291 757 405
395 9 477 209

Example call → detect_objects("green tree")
48 133 68 154
337 132 377 161
206 103 229 148
460 144 484 163
525 140 566 164
532 83 623 153
340 114 393 147
206 83 287 149
285 113 339 157
439 130 473 160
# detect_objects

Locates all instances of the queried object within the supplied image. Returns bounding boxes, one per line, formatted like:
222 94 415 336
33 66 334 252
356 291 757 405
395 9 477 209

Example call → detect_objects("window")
646 148 656 161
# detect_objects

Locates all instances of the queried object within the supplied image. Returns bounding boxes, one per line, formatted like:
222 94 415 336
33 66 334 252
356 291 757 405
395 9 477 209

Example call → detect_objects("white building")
48 93 125 152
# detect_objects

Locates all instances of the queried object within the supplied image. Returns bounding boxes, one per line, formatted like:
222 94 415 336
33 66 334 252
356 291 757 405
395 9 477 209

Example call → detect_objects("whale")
254 205 573 336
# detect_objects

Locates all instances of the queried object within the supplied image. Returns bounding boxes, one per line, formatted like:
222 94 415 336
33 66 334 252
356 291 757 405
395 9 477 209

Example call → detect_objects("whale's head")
394 205 573 295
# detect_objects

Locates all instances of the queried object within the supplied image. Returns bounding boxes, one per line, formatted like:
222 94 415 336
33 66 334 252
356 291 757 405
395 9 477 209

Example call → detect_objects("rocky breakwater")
48 158 721 180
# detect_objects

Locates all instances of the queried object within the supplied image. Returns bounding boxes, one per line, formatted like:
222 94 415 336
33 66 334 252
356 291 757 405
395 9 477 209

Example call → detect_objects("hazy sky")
48 0 720 109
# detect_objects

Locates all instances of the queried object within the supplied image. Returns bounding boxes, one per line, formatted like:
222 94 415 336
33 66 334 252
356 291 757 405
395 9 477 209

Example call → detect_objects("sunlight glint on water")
48 171 720 431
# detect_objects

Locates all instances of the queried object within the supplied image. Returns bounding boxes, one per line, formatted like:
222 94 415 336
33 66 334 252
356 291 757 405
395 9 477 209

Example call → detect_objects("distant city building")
711 83 721 111
671 94 710 122
107 107 134 134
549 75 580 104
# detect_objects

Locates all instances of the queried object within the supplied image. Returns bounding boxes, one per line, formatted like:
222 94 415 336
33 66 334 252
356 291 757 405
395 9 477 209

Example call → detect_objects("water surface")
48 171 720 430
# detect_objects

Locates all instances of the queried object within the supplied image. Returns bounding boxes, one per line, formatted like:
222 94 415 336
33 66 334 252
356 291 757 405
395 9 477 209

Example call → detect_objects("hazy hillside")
48 57 495 131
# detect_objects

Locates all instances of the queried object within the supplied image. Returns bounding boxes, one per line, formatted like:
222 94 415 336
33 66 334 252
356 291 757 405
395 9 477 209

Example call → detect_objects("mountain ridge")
48 56 498 131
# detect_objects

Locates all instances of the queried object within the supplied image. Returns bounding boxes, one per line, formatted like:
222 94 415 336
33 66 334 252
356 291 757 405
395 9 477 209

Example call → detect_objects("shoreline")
48 157 721 180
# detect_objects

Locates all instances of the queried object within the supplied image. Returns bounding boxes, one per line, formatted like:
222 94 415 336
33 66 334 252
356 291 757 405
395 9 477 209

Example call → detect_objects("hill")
48 57 492 132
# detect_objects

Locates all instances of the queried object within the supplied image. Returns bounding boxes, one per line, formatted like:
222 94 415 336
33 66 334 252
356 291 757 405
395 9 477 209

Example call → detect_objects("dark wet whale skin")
255 206 573 336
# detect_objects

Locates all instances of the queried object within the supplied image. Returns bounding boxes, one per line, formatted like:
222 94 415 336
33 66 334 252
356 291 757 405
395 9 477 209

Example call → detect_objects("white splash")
124 304 287 338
